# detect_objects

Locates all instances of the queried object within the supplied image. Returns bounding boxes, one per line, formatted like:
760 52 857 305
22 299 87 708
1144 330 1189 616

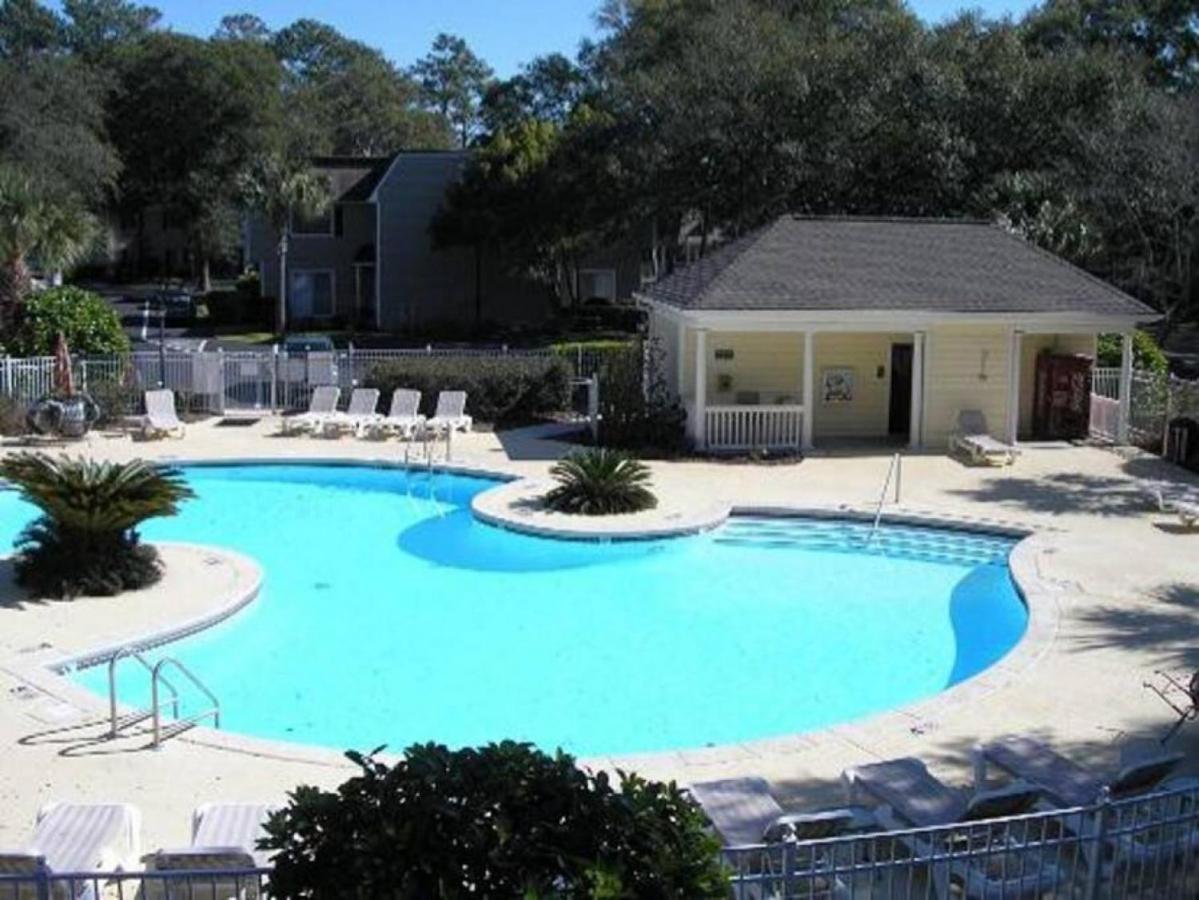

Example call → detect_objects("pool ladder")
106 647 220 749
864 452 902 546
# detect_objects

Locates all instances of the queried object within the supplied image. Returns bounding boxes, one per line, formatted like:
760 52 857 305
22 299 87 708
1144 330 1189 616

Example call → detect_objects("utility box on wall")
1033 352 1093 440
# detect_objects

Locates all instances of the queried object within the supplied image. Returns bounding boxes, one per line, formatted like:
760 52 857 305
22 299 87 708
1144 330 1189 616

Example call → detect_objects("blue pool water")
0 464 1028 756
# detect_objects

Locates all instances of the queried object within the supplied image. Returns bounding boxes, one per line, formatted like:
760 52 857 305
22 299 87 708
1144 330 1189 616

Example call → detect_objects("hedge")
364 355 571 426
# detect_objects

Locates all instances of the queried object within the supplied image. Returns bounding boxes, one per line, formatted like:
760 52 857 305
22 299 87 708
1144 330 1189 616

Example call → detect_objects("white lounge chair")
690 777 868 847
280 385 340 435
141 390 185 439
320 388 380 437
689 778 864 897
974 735 1192 874
143 803 275 900
949 410 1019 466
425 390 472 434
0 802 141 899
364 388 425 440
844 757 1063 899
972 735 1183 808
1145 483 1199 529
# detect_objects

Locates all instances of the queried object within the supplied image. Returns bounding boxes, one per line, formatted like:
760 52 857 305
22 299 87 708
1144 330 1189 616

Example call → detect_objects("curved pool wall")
0 463 1028 757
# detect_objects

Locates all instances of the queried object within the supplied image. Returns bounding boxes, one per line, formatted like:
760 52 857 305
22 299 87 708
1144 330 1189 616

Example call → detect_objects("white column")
1118 331 1134 444
802 331 815 450
692 328 708 449
1006 329 1023 444
909 331 925 449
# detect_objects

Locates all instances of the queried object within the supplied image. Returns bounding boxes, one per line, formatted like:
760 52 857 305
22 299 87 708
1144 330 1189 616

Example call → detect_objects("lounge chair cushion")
847 757 968 828
981 735 1182 807
192 803 275 867
689 777 784 847
23 803 138 873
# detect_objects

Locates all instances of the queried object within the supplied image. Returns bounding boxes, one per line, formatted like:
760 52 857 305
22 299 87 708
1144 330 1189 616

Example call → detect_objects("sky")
80 0 1044 76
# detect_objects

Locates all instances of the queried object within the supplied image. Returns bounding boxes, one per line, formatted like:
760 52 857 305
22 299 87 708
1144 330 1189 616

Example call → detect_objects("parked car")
149 290 197 324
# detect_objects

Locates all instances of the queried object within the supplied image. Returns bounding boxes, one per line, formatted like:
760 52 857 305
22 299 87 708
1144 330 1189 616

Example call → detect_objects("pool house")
638 217 1154 453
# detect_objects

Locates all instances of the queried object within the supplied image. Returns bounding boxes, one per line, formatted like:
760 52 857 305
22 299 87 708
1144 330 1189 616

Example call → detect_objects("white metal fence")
723 782 1199 899
0 345 614 417
1 784 1195 898
1090 367 1199 449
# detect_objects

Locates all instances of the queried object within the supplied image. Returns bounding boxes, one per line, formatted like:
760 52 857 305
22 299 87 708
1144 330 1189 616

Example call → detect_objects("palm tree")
543 448 657 515
0 167 96 330
238 154 330 334
0 453 194 598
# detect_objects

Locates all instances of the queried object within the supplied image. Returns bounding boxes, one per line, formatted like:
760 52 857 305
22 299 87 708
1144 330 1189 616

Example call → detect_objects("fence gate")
221 351 275 413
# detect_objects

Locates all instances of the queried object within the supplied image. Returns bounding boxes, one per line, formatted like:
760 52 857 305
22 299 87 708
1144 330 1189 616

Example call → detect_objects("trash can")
1166 417 1199 472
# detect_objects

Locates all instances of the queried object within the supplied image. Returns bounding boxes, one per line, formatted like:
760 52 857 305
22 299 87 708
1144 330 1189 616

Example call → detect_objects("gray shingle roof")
641 216 1154 318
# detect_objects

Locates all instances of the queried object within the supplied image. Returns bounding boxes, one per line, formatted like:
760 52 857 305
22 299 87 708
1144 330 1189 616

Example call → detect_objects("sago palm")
0 453 194 598
0 167 97 327
543 448 657 515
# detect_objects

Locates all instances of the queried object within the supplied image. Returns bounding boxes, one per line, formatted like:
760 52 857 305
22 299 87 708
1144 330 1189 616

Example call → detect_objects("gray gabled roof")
641 216 1155 319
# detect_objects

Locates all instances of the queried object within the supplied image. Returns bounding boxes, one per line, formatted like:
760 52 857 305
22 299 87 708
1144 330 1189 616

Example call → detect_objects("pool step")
715 518 1013 567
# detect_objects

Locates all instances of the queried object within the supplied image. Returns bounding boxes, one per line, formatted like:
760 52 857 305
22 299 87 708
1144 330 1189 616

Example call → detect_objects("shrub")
261 742 726 898
597 339 688 454
6 286 131 356
364 355 571 426
201 289 245 326
1098 330 1169 374
0 394 27 435
0 454 194 598
86 373 142 427
544 448 657 515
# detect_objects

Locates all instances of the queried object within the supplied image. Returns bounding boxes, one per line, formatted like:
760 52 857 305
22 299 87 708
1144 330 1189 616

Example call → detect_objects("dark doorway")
888 343 914 436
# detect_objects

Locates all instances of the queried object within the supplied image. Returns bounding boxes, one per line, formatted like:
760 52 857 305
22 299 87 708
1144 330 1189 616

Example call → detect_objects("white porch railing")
704 404 804 452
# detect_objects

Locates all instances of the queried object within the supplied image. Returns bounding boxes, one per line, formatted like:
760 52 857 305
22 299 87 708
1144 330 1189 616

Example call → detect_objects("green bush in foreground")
0 454 193 598
1097 330 1168 374
544 448 657 515
6 286 131 356
261 742 726 898
365 354 571 426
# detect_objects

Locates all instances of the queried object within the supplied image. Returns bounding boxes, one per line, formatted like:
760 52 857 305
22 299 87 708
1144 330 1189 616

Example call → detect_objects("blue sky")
81 0 1043 75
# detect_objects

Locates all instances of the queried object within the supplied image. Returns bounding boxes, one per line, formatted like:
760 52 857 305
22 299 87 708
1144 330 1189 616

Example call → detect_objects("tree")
481 53 589 133
237 153 330 333
0 0 63 57
272 19 452 156
60 0 160 62
262 742 726 898
7 285 130 356
0 168 97 330
110 32 285 288
212 12 270 43
0 454 194 598
411 33 494 147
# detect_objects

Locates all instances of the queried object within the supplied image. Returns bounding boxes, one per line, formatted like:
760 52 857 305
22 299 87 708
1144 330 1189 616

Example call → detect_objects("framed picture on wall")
821 367 855 404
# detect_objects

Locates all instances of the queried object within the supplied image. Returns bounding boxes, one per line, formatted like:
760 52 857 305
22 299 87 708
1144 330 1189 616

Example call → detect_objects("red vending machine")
1032 352 1093 440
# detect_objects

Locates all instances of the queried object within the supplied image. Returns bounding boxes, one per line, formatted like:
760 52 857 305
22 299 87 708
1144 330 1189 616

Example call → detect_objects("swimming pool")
0 463 1028 757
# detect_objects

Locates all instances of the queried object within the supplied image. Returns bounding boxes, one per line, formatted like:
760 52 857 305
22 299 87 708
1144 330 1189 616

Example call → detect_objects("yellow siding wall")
811 333 908 438
1017 333 1096 436
924 325 1013 446
704 332 804 401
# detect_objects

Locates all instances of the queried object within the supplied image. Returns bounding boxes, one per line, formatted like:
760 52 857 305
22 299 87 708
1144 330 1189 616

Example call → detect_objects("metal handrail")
107 646 178 738
150 657 220 749
864 452 902 545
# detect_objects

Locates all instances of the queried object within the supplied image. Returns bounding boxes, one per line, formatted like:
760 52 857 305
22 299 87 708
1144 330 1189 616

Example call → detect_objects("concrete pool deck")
0 417 1197 849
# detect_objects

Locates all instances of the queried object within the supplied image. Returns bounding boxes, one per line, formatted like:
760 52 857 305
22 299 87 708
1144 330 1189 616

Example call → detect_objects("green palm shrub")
0 453 194 598
543 448 657 515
